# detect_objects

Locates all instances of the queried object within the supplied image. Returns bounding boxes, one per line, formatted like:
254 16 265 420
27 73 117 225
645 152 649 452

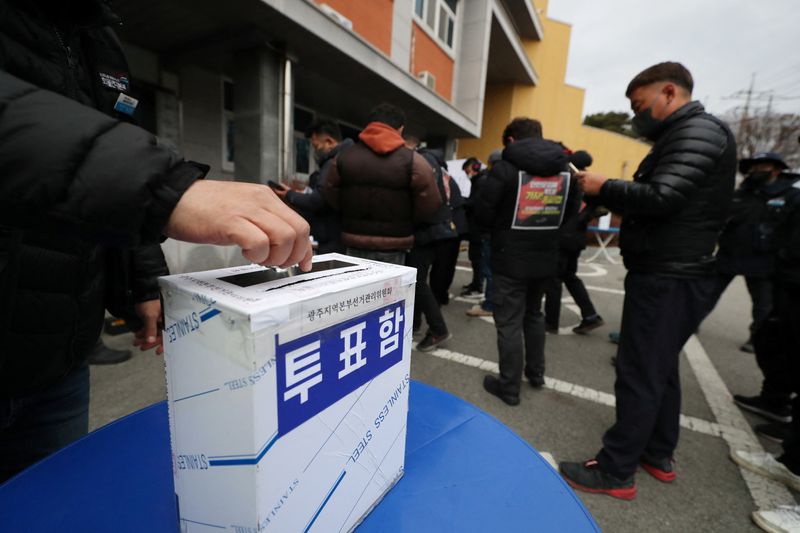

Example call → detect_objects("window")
221 79 235 172
413 0 458 51
414 0 424 18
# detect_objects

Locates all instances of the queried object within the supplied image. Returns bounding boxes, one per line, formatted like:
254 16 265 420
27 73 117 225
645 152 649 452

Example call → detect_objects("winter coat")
597 101 736 278
0 0 205 394
324 122 441 251
474 137 568 279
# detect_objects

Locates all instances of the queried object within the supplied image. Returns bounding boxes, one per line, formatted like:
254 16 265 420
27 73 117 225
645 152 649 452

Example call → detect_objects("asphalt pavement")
92 249 798 532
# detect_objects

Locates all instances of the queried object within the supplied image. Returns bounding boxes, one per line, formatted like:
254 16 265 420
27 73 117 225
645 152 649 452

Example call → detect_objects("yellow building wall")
457 0 650 180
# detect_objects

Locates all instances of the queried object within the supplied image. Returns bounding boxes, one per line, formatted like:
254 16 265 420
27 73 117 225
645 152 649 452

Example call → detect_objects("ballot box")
158 254 416 532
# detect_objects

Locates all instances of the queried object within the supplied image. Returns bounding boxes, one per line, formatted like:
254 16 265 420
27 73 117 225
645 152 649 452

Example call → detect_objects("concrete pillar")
391 0 413 70
233 47 284 184
452 0 492 128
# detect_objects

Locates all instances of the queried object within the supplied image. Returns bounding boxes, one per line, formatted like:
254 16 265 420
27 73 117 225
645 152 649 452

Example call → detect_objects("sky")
545 0 800 119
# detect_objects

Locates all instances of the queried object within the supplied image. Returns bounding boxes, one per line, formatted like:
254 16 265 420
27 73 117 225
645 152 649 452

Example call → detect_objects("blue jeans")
0 363 90 482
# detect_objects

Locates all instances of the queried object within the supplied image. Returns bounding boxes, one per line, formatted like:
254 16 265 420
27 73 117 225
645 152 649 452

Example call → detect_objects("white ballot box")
158 253 416 532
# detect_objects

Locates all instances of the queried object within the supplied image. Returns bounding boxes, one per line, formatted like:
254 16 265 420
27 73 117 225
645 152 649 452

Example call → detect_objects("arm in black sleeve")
0 70 206 246
473 163 509 228
285 188 325 213
598 118 729 218
130 244 170 303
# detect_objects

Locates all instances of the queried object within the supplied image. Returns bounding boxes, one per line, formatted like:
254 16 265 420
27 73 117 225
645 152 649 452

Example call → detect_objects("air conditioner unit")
319 4 354 31
418 70 436 91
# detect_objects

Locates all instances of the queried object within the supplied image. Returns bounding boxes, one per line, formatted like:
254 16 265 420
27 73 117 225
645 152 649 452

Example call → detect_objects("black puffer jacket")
0 0 206 394
716 175 799 277
474 137 568 279
285 138 353 253
597 102 736 277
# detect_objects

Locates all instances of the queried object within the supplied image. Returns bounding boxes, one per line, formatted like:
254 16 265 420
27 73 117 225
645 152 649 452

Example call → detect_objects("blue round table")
0 381 598 532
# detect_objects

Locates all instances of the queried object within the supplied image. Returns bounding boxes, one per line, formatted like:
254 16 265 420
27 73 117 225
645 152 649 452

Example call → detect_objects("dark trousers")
759 279 800 474
407 244 448 336
544 249 599 328
466 234 484 290
709 273 772 337
0 363 90 482
597 273 716 479
345 247 406 266
430 238 461 306
491 272 548 396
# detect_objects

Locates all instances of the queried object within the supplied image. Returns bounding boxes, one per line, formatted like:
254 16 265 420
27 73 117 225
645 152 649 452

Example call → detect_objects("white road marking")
682 335 795 509
417 346 731 440
584 285 626 296
576 263 608 277
452 255 791 508
540 451 558 471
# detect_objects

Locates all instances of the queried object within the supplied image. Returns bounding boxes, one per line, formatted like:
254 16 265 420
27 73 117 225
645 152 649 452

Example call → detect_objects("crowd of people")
0 1 798 530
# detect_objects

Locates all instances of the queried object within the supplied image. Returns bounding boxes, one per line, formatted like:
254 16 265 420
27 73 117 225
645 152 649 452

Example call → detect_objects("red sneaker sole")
563 477 637 500
640 463 676 483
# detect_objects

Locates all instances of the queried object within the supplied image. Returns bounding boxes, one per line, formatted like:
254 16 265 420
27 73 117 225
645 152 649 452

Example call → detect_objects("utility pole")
738 73 755 153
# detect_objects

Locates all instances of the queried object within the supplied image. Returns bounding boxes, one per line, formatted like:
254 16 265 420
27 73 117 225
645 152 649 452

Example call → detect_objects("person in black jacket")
406 143 453 352
709 152 791 354
461 157 487 297
559 62 736 499
430 169 468 306
543 150 604 334
275 119 352 254
474 118 568 406
729 177 800 532
0 0 311 482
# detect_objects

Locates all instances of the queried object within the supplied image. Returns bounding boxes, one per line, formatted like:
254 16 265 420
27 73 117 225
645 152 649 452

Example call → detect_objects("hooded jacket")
324 122 441 251
0 0 205 394
474 137 568 279
597 101 736 277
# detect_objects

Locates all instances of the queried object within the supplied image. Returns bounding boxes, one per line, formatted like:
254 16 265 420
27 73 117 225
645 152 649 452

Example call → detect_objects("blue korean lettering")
275 300 406 437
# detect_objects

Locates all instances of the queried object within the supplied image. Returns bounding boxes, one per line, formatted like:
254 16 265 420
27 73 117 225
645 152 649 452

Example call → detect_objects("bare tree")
724 106 800 171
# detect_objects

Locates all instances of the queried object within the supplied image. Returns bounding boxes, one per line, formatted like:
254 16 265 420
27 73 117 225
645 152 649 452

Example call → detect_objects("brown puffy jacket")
324 122 441 251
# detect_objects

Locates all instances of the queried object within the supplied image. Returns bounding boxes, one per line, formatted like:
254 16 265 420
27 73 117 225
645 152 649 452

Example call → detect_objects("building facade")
111 0 645 270
458 0 651 179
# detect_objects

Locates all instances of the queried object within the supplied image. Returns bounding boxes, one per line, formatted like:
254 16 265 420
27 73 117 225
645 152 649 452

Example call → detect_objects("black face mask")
631 95 665 141
746 170 772 185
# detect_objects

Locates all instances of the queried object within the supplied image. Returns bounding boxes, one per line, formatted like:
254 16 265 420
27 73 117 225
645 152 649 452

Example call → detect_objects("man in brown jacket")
324 103 441 265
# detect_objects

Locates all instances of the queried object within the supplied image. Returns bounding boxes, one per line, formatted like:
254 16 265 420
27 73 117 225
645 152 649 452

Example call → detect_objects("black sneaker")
415 331 452 352
482 375 520 406
733 395 792 423
755 422 792 444
526 373 545 388
88 341 132 365
639 455 676 483
545 324 559 334
559 459 637 500
572 316 605 335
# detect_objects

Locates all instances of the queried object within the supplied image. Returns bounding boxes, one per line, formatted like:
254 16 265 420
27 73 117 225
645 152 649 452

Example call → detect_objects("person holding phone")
559 62 736 499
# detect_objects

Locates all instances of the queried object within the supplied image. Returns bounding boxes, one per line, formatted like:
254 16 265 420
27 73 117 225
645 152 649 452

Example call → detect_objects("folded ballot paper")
159 254 416 532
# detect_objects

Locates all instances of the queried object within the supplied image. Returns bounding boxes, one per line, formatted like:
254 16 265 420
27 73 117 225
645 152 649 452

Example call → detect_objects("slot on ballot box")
159 253 416 532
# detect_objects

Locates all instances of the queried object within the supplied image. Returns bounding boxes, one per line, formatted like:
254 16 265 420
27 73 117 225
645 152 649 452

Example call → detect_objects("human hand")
133 299 163 355
164 180 313 270
576 171 608 196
